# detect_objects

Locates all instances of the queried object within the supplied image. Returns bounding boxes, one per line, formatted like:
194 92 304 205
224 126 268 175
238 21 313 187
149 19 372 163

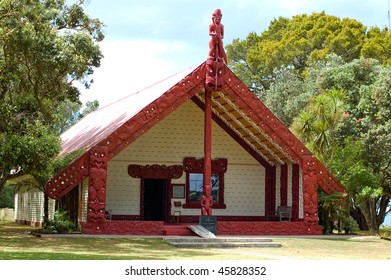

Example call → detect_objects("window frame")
182 157 227 209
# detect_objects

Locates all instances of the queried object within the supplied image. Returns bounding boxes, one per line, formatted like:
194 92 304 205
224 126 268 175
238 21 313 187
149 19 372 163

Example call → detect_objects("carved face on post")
205 59 224 91
212 9 222 24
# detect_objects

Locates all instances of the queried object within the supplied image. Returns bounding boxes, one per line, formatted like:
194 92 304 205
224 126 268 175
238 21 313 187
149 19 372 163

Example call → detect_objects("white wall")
14 186 55 226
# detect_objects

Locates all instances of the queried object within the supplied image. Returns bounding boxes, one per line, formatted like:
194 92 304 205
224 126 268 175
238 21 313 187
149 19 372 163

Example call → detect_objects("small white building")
14 185 55 227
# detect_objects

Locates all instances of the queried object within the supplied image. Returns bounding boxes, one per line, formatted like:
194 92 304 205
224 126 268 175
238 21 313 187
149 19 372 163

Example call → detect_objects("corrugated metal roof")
60 63 202 156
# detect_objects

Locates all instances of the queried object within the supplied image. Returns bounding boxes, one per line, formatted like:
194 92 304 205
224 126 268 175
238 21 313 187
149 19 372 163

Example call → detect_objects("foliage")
43 210 77 233
291 88 347 162
259 53 390 234
0 0 104 194
0 183 14 208
361 27 391 65
226 12 381 93
260 67 306 126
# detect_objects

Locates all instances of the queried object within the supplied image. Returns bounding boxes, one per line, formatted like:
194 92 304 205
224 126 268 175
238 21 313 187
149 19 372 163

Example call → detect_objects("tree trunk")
350 207 368 230
360 199 380 236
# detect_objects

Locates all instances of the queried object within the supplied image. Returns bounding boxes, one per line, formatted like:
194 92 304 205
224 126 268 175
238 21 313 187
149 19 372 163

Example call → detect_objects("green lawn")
1 222 390 260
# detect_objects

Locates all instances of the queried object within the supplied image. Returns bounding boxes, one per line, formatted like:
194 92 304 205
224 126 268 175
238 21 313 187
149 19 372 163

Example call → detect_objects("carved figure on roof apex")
206 8 227 91
208 8 227 64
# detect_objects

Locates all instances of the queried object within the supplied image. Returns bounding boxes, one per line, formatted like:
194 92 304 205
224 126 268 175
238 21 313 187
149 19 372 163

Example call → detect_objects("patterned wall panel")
106 161 141 215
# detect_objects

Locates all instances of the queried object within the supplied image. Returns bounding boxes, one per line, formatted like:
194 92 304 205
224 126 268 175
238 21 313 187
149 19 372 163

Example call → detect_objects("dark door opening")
143 179 167 221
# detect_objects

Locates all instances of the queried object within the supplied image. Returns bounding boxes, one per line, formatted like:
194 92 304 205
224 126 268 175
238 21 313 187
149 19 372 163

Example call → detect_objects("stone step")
165 241 281 248
164 237 281 248
166 237 273 243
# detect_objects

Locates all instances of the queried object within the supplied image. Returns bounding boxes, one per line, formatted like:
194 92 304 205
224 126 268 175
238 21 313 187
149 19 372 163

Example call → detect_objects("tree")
361 27 391 65
226 12 368 92
328 138 384 235
261 67 306 126
288 56 390 234
291 88 347 163
0 0 104 194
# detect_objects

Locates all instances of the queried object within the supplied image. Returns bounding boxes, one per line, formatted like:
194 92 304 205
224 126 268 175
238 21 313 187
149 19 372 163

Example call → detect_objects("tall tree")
226 12 384 93
289 57 390 234
0 0 104 194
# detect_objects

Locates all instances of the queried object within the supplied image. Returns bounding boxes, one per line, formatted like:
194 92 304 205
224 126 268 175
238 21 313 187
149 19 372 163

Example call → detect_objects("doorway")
143 179 167 221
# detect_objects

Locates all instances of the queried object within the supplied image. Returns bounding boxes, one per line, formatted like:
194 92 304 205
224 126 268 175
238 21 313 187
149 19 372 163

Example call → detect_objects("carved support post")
87 146 108 223
302 154 319 225
202 89 213 216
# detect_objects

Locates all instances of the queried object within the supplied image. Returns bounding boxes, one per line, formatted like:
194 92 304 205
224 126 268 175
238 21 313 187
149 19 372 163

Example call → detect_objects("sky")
77 0 391 107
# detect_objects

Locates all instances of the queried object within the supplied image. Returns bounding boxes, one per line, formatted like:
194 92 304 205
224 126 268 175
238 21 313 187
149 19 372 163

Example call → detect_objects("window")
183 157 227 209
189 173 219 202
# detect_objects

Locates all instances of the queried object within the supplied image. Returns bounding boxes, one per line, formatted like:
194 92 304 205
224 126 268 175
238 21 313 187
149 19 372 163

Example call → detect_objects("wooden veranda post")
202 8 228 216
202 89 213 216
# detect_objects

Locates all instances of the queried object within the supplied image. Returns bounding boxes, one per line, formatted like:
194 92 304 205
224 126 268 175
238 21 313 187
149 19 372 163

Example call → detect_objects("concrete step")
164 237 281 248
167 237 273 243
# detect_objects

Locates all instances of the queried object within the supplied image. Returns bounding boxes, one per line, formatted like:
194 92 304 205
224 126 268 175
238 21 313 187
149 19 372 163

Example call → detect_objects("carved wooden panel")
46 153 89 199
302 154 319 225
87 146 108 223
183 157 227 174
128 164 183 179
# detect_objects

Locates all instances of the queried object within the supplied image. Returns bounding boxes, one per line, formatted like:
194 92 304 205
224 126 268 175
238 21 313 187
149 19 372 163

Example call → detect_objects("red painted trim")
46 153 89 199
111 215 141 221
87 146 109 223
265 166 276 214
128 164 183 179
280 164 288 206
81 220 320 235
302 154 319 225
140 178 145 221
218 221 322 235
203 90 213 215
292 164 300 221
191 96 271 168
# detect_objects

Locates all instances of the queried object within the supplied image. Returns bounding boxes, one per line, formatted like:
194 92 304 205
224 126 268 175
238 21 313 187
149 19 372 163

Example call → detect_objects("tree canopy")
0 0 104 194
226 12 390 93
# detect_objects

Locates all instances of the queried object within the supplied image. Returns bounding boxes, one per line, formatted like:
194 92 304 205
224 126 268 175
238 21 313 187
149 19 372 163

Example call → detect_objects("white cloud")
79 39 192 107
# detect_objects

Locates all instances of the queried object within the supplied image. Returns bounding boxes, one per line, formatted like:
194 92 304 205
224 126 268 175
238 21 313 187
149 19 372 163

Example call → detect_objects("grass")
0 222 390 260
